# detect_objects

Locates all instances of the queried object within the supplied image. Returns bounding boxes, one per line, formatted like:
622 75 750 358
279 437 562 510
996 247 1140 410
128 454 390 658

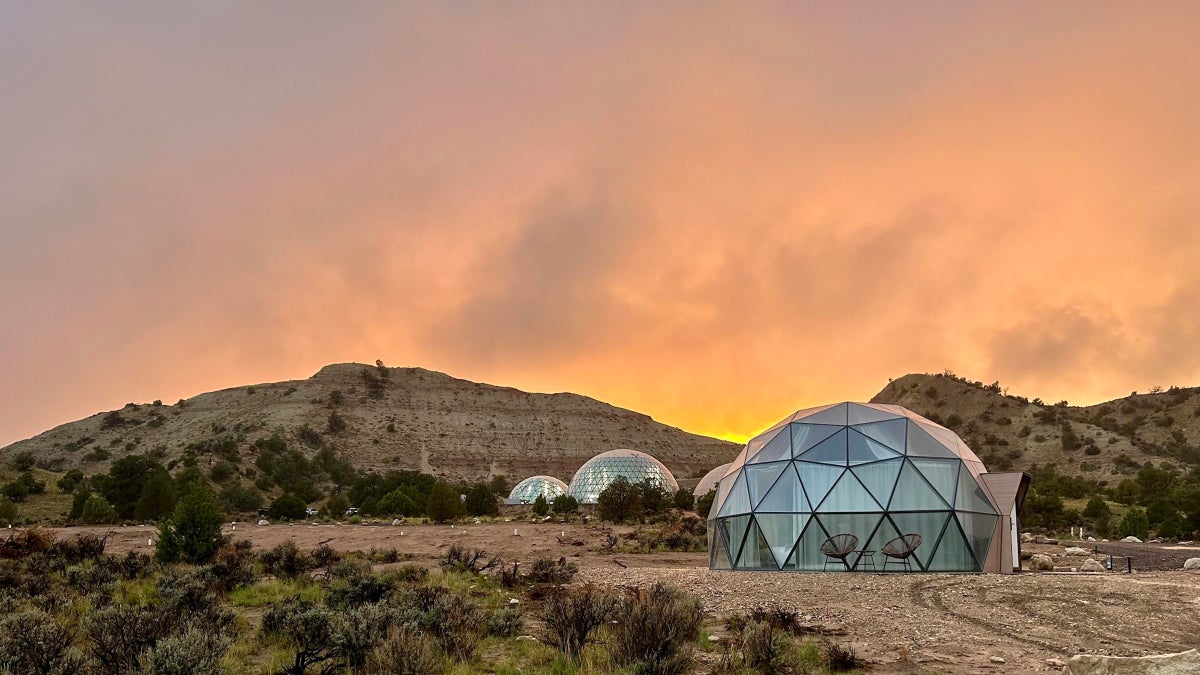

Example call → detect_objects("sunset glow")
2 3 1199 447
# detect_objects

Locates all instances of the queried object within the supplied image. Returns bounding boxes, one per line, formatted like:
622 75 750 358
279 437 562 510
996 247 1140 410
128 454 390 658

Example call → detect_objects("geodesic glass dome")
568 449 679 504
695 463 732 497
709 403 1000 573
508 475 569 504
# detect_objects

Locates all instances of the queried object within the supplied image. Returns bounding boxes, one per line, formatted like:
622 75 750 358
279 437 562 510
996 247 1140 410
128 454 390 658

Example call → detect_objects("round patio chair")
881 533 923 572
820 533 859 571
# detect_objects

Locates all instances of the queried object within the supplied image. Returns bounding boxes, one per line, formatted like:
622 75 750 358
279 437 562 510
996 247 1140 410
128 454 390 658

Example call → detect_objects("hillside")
872 373 1200 481
0 364 739 483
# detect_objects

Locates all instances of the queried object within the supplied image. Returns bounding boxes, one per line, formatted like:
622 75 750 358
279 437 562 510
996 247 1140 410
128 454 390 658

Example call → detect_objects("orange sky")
2 3 1199 447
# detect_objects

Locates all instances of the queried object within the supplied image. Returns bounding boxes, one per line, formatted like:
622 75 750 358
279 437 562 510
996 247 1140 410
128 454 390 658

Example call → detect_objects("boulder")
1027 554 1055 571
1035 535 1059 545
1065 546 1089 556
1020 532 1034 543
392 519 401 526
1086 536 1096 542
257 519 269 526
1064 649 1200 674
1183 558 1200 571
1080 559 1106 573
1122 536 1143 544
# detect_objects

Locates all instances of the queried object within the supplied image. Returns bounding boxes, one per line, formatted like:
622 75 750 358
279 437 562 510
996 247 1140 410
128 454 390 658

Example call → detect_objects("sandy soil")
53 522 1200 674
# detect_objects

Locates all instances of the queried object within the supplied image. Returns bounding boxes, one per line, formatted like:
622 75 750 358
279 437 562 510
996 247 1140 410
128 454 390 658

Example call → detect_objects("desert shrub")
696 490 716 518
442 544 499 574
598 476 643 522
422 592 484 661
50 532 106 564
261 599 338 675
11 450 35 471
367 546 401 564
485 606 525 637
3 471 46 502
392 563 428 584
322 494 350 518
312 542 342 569
673 487 695 510
543 585 617 659
740 620 791 673
259 540 316 579
269 494 308 521
823 642 864 671
367 628 444 675
208 539 257 592
610 583 703 675
526 556 579 584
138 625 233 675
66 562 118 595
2 525 56 558
0 609 85 674
327 410 348 433
328 568 392 608
333 603 400 671
85 604 169 675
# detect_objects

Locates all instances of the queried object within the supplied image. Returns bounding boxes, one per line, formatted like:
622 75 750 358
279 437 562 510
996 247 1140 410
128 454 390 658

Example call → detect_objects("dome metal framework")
568 449 679 504
708 402 1025 573
508 475 569 504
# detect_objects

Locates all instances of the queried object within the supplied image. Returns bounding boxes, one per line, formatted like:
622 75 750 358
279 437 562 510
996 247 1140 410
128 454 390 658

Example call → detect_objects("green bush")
532 494 549 516
138 625 233 675
1118 506 1150 540
552 493 579 514
464 483 499 517
82 494 120 524
425 482 464 523
269 494 308 521
542 585 617 659
135 472 178 521
11 451 35 471
598 476 643 522
157 483 225 564
696 490 716 518
673 487 695 511
258 540 316 579
0 496 18 525
367 628 444 675
0 609 85 674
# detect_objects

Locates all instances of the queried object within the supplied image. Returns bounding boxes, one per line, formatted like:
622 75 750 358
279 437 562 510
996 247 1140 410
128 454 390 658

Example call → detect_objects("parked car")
345 507 360 516
305 507 319 517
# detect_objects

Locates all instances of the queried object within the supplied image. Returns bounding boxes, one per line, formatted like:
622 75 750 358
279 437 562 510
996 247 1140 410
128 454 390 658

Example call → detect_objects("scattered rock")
515 635 539 642
1086 536 1096 542
1036 535 1060 545
1177 540 1193 546
1047 658 1066 667
1122 536 1143 544
509 598 520 605
257 519 270 526
1183 558 1200 571
1080 559 1105 573
707 634 721 643
1065 547 1089 556
392 519 401 526
1021 532 1034 543
1027 554 1055 571
1064 649 1200 674
989 656 1006 664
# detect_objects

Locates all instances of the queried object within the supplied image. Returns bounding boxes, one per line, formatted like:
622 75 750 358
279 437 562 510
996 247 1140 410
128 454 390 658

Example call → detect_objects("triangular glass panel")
748 427 793 465
847 403 904 425
710 521 732 569
957 512 998 570
848 429 903 464
955 464 998 514
909 458 959 507
851 458 903 508
914 420 964 452
904 421 958 459
789 423 842 458
743 461 791 508
744 425 782 461
795 462 843 508
757 464 810 512
887 511 950 570
721 514 752 567
736 518 776 570
851 418 908 454
860 513 902 569
756 513 808 569
815 471 881 512
781 517 831 571
889 460 951 511
925 517 979 572
813 513 882 570
717 472 752 517
799 402 848 426
797 428 847 465
790 403 838 423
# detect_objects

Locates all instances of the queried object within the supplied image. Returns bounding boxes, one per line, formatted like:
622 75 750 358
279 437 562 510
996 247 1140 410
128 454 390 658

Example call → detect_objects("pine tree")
157 483 225 563
135 472 177 521
532 494 549 516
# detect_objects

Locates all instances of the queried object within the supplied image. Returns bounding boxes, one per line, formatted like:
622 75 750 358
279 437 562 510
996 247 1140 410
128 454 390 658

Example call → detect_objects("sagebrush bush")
50 532 107 564
66 562 118 595
261 599 339 675
423 592 484 661
367 628 444 675
610 583 703 675
85 604 169 675
526 556 579 584
138 625 234 675
259 540 316 579
543 585 617 659
116 549 155 579
332 602 399 670
0 609 85 674
207 539 257 592
740 620 791 673
328 567 393 608
442 544 499 573
823 642 864 672
390 562 428 584
485 606 525 637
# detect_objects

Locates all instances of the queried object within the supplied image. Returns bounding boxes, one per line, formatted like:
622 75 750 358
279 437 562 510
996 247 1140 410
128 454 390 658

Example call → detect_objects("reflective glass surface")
567 449 679 504
508 475 568 504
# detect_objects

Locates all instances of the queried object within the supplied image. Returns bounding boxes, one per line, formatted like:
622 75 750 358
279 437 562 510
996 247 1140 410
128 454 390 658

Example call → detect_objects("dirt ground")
56 522 1200 674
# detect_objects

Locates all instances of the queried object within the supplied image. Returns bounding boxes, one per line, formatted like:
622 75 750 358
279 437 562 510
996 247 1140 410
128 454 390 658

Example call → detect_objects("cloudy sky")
2 2 1199 446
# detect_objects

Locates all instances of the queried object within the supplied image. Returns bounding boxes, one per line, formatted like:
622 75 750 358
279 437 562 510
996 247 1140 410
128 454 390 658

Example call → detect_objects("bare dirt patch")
55 523 1200 674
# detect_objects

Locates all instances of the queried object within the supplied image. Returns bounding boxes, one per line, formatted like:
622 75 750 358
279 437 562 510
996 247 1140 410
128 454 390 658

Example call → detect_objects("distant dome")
508 475 569 504
695 463 732 497
568 449 678 504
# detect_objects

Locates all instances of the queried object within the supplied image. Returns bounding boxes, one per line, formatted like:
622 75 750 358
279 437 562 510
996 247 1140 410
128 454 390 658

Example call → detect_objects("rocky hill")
0 364 740 483
872 373 1200 482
